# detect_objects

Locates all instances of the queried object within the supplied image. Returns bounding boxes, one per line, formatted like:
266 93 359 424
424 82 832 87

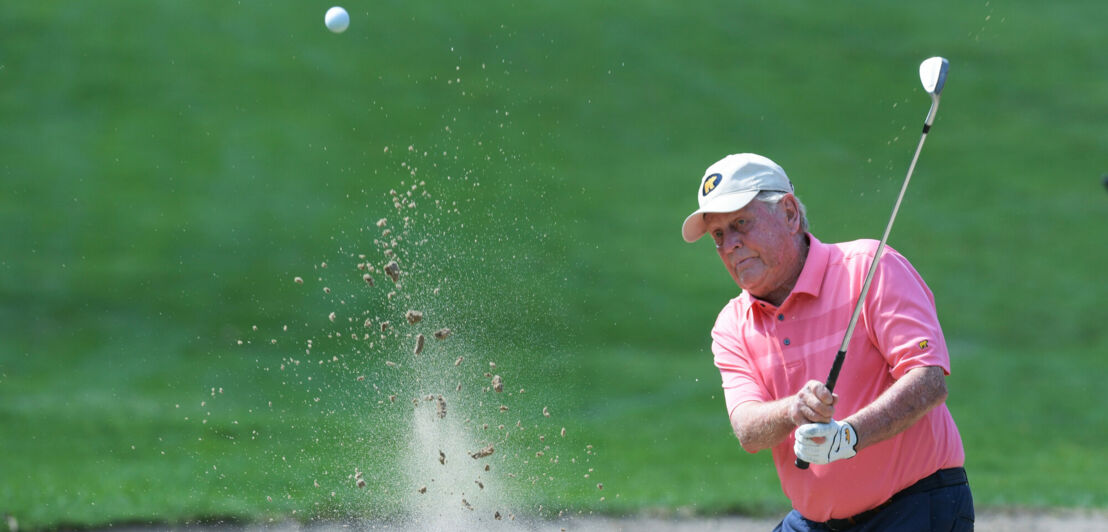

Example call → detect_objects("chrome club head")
919 57 949 127
919 56 949 96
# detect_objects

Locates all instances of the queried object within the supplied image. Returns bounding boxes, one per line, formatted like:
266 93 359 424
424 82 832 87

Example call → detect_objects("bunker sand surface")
94 509 1108 532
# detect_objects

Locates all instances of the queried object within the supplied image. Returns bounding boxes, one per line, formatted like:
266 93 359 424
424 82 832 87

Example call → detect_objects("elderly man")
682 153 973 531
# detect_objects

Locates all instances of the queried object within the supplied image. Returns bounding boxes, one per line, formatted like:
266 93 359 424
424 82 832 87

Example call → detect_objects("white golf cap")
681 153 793 242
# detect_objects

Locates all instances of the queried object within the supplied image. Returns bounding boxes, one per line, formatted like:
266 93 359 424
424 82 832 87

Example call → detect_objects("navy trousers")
774 469 974 531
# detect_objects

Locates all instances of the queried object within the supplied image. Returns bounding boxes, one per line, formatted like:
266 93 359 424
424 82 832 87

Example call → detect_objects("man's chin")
735 279 764 298
734 271 762 292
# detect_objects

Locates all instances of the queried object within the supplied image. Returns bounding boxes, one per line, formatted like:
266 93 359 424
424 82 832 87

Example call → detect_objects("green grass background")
2 0 1106 528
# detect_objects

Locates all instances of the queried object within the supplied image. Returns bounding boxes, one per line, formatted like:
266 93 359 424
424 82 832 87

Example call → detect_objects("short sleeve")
864 248 951 380
711 302 771 420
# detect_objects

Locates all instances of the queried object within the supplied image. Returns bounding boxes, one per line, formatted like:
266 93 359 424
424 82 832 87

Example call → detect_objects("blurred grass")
2 0 1107 529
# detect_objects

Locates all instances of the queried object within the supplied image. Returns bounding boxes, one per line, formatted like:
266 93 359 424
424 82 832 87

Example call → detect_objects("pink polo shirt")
712 234 964 521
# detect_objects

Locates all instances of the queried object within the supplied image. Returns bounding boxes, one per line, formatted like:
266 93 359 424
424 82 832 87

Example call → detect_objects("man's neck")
756 233 810 307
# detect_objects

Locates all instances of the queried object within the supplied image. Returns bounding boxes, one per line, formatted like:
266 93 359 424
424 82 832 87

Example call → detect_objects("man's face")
703 196 803 304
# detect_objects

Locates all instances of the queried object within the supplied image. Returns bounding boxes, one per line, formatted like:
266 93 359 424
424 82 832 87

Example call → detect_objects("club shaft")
795 100 938 470
834 105 934 363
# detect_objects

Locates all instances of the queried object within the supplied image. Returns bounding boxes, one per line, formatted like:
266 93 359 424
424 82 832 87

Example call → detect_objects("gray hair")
756 190 809 233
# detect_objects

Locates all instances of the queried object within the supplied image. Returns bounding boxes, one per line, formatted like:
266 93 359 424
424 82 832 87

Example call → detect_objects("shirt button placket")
778 313 789 346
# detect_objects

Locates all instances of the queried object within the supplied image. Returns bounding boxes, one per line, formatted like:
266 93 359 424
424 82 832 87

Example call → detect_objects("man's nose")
719 230 743 251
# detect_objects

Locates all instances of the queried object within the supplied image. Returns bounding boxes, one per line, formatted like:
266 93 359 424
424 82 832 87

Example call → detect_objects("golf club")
796 56 950 470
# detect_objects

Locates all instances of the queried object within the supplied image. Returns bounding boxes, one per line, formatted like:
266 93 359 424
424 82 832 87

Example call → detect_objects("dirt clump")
384 261 400 283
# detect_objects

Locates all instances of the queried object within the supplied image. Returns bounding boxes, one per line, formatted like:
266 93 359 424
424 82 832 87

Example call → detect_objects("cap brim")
681 189 760 242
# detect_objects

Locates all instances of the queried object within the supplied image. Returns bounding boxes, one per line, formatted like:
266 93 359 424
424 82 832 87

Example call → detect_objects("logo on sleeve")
702 173 722 196
918 340 929 350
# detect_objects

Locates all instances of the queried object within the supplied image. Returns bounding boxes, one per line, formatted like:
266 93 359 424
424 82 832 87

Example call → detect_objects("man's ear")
782 194 801 232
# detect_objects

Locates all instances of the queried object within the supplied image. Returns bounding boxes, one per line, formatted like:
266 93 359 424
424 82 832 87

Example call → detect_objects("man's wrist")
842 419 861 451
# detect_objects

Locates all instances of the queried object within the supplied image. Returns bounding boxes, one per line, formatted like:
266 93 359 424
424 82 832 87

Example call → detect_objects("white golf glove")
794 419 858 465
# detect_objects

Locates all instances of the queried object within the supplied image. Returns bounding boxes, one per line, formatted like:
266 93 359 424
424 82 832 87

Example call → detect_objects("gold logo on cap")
703 173 722 196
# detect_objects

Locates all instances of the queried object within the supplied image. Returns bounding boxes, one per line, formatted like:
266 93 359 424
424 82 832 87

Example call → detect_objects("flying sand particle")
434 328 452 340
294 276 304 284
454 356 464 366
414 334 425 355
405 310 423 324
363 274 374 286
439 450 446 465
376 218 387 227
492 375 504 393
543 406 550 417
470 444 495 459
436 395 446 418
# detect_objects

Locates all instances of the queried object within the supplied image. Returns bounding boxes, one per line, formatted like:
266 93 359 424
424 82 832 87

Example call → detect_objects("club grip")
794 348 849 470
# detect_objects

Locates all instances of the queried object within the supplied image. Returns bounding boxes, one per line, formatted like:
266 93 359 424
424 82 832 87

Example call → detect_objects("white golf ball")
325 6 349 34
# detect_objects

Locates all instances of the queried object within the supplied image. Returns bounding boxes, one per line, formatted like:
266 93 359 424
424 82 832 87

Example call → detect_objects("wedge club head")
920 56 949 127
920 56 949 96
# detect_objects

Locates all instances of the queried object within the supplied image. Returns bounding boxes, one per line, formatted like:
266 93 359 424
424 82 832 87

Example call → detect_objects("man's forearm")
732 379 838 453
845 365 948 451
731 398 797 453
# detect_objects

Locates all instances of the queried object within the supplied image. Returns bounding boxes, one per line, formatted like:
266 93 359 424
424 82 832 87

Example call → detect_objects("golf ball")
325 6 349 33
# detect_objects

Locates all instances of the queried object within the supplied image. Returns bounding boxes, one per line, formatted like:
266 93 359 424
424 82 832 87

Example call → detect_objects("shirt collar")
791 233 828 299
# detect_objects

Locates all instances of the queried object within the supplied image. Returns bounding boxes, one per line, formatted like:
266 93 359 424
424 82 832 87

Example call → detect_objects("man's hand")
729 380 839 453
788 380 837 426
793 419 858 465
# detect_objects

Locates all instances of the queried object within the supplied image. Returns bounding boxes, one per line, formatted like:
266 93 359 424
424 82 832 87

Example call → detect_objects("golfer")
682 154 974 531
